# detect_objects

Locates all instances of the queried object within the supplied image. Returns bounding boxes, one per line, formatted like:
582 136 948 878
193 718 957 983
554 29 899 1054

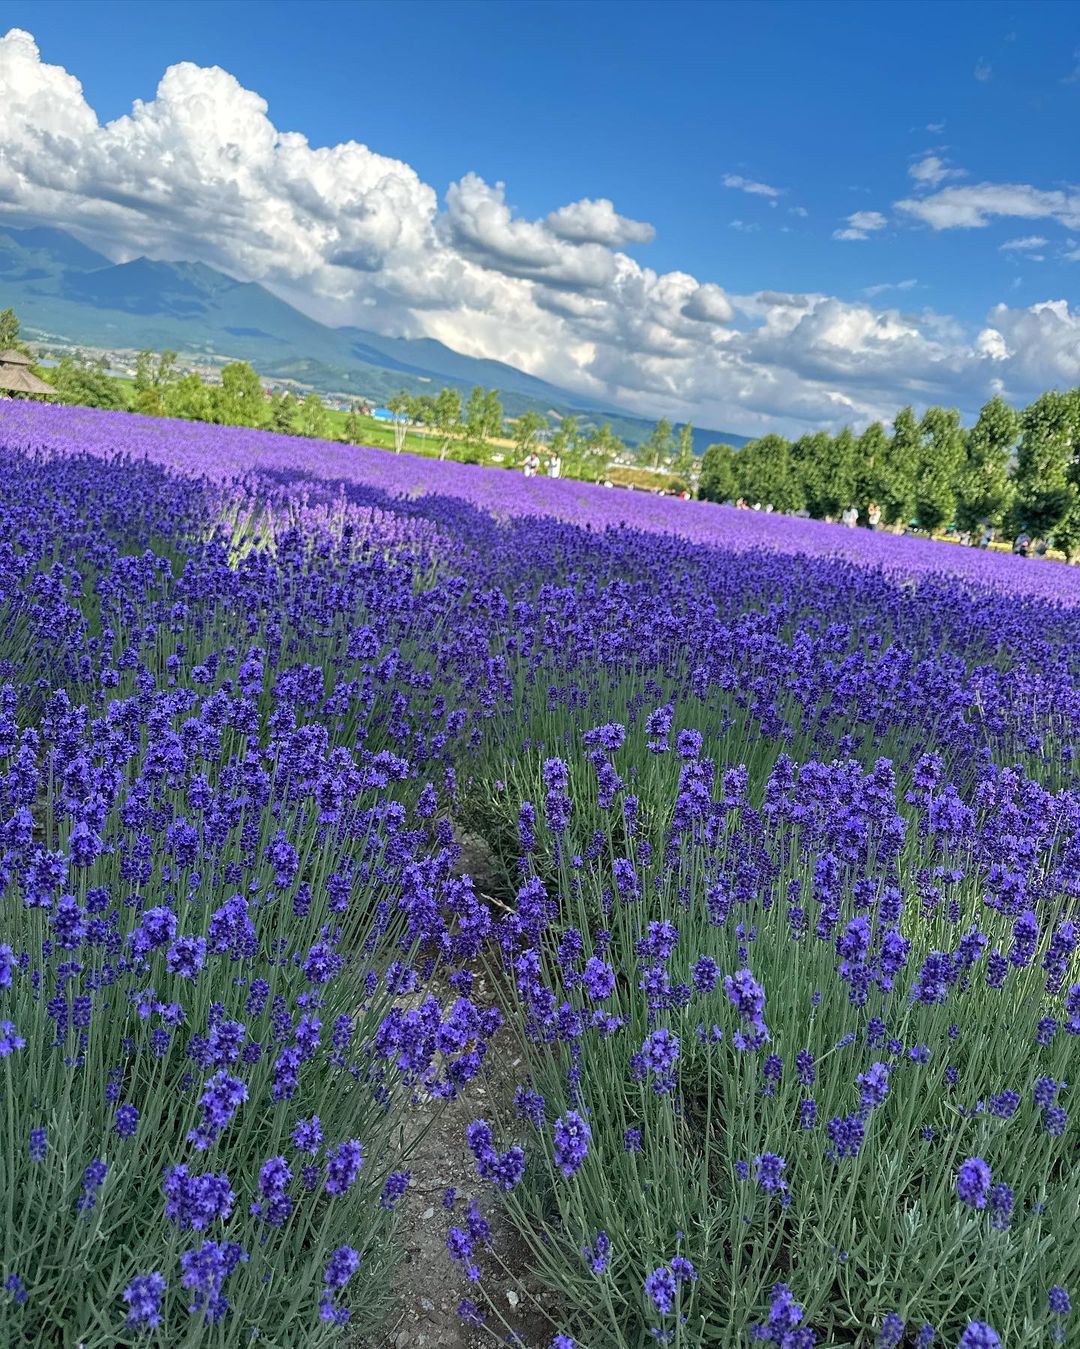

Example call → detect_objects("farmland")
0 400 1078 1349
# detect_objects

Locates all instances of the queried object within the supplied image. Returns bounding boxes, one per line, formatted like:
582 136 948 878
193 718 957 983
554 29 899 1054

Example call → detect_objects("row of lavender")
0 402 1078 1347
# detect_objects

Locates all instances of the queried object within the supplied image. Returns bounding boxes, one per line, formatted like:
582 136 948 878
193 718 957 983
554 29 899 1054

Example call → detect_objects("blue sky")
2 1 1079 434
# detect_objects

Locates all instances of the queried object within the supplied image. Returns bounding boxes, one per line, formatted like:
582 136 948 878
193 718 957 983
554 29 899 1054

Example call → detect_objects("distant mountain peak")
0 222 749 450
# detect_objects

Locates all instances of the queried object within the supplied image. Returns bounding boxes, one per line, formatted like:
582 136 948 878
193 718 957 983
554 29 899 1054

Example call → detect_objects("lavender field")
1 400 1079 1349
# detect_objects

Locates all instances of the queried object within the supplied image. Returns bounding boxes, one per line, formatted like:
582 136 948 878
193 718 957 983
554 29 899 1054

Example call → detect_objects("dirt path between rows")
357 830 561 1349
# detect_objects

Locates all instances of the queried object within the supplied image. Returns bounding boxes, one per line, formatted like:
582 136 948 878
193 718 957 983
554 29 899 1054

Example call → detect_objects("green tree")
855 421 889 507
0 306 32 356
550 414 580 460
915 406 965 531
697 442 737 503
388 390 412 452
133 348 178 416
164 372 213 422
482 389 504 442
794 430 855 520
464 386 488 449
212 362 265 427
46 353 128 410
409 394 438 433
1011 389 1080 544
956 395 1018 532
298 392 330 440
269 391 299 435
512 410 547 460
673 423 696 483
575 422 621 481
736 434 804 514
638 418 675 468
879 406 920 526
433 387 462 459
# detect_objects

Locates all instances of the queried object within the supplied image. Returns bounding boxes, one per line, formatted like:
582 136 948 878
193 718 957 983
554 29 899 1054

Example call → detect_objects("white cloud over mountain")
1 27 1078 435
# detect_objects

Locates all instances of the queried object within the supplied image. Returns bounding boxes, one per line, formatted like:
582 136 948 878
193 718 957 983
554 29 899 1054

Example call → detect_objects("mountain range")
0 224 747 451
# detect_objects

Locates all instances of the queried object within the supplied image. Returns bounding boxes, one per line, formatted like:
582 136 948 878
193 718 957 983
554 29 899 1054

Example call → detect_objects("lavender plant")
0 401 1078 1347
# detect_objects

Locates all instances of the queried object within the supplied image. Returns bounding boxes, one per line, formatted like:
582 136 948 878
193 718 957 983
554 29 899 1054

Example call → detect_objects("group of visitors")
522 451 561 479
840 502 883 529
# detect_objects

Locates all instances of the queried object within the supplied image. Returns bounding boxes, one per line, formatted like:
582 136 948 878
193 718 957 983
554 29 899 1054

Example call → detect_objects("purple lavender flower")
165 935 206 979
645 1266 677 1315
553 1110 591 1178
856 1062 890 1111
989 1090 1019 1118
754 1152 788 1196
582 957 616 1001
877 1313 904 1348
180 1240 246 1324
0 1021 26 1056
725 968 769 1050
957 1323 1001 1349
292 1116 323 1154
956 1157 992 1209
115 1104 139 1139
78 1159 108 1211
826 1113 864 1159
324 1140 364 1196
123 1272 166 1329
163 1166 235 1231
323 1245 361 1289
640 1028 680 1092
380 1170 411 1210
989 1182 1014 1229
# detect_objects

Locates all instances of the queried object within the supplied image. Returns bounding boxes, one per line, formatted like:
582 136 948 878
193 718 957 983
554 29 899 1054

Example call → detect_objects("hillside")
0 224 748 451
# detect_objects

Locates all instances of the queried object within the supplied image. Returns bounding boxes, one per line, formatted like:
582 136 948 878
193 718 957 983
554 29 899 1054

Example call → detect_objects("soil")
356 829 562 1349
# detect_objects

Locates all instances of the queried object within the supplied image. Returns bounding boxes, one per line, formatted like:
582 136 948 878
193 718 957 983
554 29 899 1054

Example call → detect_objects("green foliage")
915 406 965 531
735 433 804 514
133 349 179 416
163 372 213 423
210 362 266 428
791 432 836 519
697 443 736 503
957 395 1018 531
855 421 889 507
297 392 329 440
270 391 299 435
0 305 31 355
46 353 129 410
638 418 675 469
673 423 696 483
512 409 548 457
880 407 920 526
1011 389 1080 546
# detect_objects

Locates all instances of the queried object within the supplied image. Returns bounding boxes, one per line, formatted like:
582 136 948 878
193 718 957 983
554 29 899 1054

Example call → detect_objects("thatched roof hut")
0 349 56 397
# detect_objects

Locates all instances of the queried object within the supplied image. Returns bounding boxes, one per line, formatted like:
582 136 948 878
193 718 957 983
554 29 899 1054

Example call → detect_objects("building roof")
0 365 57 395
0 348 33 366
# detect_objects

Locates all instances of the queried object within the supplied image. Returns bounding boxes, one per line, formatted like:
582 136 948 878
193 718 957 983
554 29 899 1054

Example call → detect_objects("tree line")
697 392 1080 552
3 307 1078 548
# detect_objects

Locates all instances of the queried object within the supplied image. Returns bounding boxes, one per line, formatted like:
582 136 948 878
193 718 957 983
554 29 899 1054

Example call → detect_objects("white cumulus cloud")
833 210 887 241
722 173 783 198
897 182 1080 231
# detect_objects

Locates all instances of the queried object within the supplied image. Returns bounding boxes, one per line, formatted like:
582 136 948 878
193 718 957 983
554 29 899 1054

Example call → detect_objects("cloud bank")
1 27 1078 435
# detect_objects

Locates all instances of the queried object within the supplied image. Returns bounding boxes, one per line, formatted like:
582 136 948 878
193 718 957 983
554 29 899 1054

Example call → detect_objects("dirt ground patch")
357 829 563 1349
